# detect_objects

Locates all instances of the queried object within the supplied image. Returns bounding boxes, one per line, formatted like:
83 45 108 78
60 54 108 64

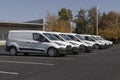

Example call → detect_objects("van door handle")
27 42 31 43
32 42 37 44
27 42 37 44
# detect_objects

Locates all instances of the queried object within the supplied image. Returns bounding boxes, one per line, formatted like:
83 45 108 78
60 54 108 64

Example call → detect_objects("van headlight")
55 42 65 46
66 45 72 49
85 42 91 44
70 42 79 45
98 41 104 44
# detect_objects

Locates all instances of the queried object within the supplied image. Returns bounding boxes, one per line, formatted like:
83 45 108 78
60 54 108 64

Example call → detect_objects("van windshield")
75 35 86 40
67 35 80 41
85 36 95 41
43 33 59 40
97 36 105 40
52 34 64 41
91 36 100 40
59 34 72 40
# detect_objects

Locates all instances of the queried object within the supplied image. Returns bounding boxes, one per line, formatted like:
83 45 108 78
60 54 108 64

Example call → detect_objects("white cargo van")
92 35 113 47
79 34 106 49
65 33 95 52
52 32 89 53
6 30 71 57
45 32 80 54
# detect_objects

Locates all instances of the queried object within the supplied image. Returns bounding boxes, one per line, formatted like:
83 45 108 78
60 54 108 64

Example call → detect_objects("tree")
99 11 120 29
45 12 71 32
99 25 119 41
58 8 73 21
44 12 58 31
99 11 120 42
53 19 71 32
87 7 99 34
74 8 88 34
99 12 109 29
74 7 101 34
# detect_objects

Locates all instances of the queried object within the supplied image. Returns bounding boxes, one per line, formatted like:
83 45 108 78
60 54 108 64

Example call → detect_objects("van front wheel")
9 47 17 56
47 48 58 57
94 44 100 49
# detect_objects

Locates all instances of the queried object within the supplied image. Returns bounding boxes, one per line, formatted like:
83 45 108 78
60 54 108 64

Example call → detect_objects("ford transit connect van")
54 32 91 53
91 35 113 47
45 32 80 54
65 33 95 52
6 30 71 57
79 34 106 49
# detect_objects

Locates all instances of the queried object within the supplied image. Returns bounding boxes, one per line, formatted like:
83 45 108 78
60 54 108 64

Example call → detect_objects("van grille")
66 45 72 49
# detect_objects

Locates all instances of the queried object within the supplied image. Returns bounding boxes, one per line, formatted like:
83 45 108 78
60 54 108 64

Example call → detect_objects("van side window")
33 33 49 42
85 36 89 40
85 36 94 41
33 33 40 41
67 35 79 41
53 34 64 41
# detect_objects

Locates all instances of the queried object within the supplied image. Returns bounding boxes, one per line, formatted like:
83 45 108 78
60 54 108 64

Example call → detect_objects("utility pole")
70 22 73 33
96 6 99 35
42 19 45 31
69 21 73 33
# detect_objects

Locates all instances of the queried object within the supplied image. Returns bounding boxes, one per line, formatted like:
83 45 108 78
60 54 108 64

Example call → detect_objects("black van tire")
80 45 86 53
9 47 17 56
94 44 100 49
47 48 58 57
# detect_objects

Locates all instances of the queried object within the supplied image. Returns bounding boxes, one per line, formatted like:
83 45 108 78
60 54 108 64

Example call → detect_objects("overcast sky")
0 0 120 22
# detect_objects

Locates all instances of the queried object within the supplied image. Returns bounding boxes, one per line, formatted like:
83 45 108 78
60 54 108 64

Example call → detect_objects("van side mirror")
40 38 45 42
39 38 49 42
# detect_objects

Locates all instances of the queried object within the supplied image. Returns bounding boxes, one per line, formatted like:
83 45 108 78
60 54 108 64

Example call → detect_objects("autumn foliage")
45 7 120 43
44 12 71 32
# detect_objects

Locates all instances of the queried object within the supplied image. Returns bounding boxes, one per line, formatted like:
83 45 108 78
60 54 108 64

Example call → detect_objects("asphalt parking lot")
0 45 120 80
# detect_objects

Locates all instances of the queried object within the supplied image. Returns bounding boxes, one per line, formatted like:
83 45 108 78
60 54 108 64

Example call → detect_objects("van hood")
52 40 72 46
66 40 85 46
82 40 95 45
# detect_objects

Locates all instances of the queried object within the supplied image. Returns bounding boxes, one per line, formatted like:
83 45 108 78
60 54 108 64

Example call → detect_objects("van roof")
9 30 46 33
79 34 92 36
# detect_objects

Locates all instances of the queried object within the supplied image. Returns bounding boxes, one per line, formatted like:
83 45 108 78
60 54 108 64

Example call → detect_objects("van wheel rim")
80 46 86 52
10 48 16 55
48 48 56 57
95 45 99 49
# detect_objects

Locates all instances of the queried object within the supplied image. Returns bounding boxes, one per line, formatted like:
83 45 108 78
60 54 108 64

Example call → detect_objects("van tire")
94 44 100 49
86 50 92 53
9 47 17 56
80 45 86 53
47 48 58 57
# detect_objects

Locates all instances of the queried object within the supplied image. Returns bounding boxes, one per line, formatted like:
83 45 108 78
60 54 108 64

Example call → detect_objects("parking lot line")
0 61 54 66
0 71 19 75
80 53 98 55
23 57 75 60
17 56 75 60
68 55 89 57
77 55 89 57
0 56 75 60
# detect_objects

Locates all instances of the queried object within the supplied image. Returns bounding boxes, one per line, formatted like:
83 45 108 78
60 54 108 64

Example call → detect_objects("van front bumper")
86 46 93 52
57 47 72 55
72 47 80 53
99 45 106 49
